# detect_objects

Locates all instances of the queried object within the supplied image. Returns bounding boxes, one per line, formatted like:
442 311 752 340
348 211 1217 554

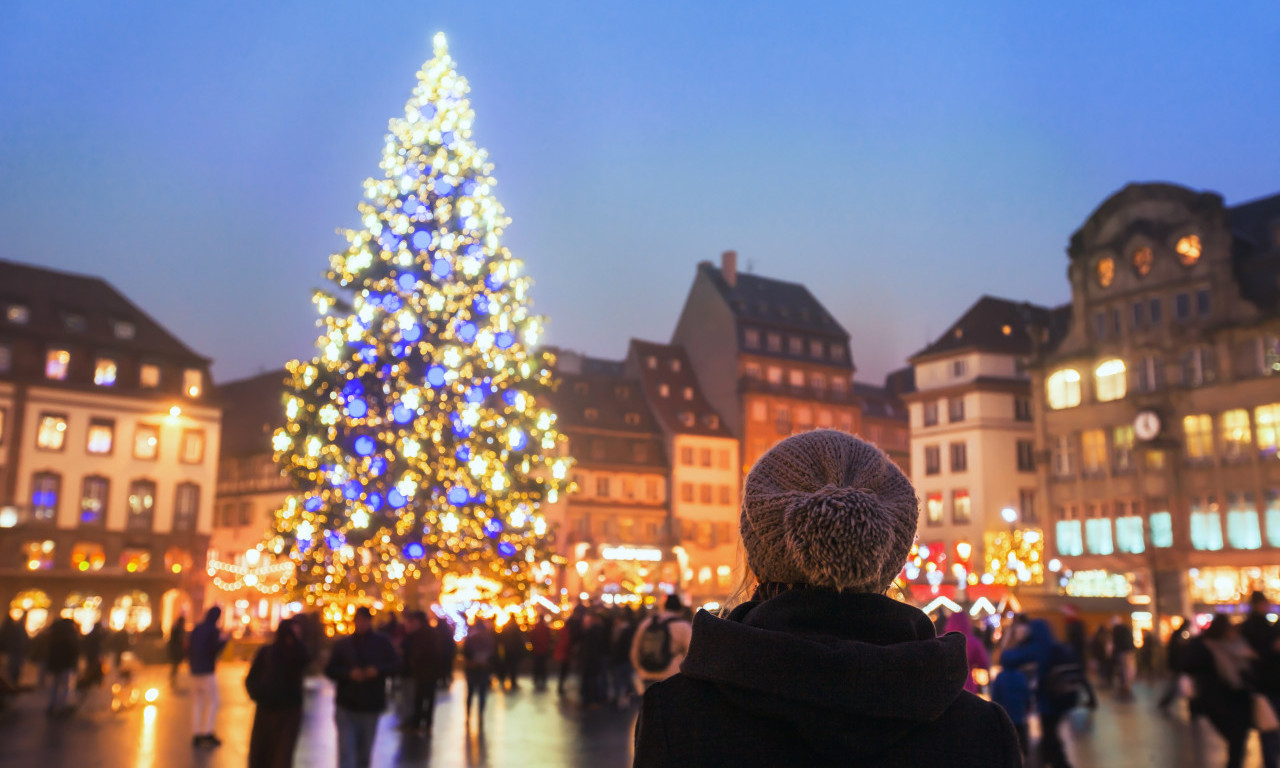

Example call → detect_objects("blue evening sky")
2 2 1277 384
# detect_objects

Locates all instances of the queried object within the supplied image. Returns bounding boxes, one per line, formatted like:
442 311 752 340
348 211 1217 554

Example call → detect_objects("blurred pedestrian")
431 615 456 690
633 431 1023 767
245 618 310 768
577 610 610 707
944 612 991 694
630 594 692 688
556 600 586 695
401 611 440 734
167 614 187 682
45 617 80 717
1159 617 1192 712
1 613 29 688
1062 604 1087 670
608 607 638 707
1090 624 1113 688
77 621 107 704
1001 618 1096 768
1183 614 1259 768
990 666 1032 758
497 618 526 691
1111 615 1136 698
189 606 230 747
462 618 495 725
529 614 552 691
325 607 400 768
1241 592 1280 768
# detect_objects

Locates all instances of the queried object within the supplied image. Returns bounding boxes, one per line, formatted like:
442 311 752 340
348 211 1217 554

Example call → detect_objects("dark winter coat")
188 609 228 675
633 590 1022 768
1000 619 1090 718
324 629 400 713
403 627 439 684
246 635 310 710
1240 612 1280 694
46 618 81 673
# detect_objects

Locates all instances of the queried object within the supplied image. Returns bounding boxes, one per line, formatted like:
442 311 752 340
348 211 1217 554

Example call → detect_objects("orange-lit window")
1177 234 1202 266
71 543 106 572
45 349 70 380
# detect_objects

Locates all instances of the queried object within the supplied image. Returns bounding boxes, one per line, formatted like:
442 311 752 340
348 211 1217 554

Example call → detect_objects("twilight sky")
2 2 1278 385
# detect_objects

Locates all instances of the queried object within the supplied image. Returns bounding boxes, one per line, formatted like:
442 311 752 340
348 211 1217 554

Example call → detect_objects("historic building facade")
1031 183 1280 621
671 251 862 475
904 296 1064 588
0 260 220 634
853 367 912 475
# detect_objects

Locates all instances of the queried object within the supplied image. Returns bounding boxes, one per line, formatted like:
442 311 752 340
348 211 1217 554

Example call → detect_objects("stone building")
853 367 912 475
1030 183 1280 623
671 251 862 475
0 259 220 634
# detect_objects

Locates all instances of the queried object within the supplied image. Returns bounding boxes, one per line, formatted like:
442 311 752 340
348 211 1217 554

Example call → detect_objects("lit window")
657 383 669 397
1085 517 1114 555
86 419 114 454
743 329 760 349
134 424 160 460
1226 493 1261 550
127 481 156 530
952 490 971 524
1221 409 1252 460
1262 337 1280 376
766 333 782 353
121 548 151 573
71 543 106 572
165 547 193 575
23 540 55 570
80 476 109 525
1115 516 1145 554
36 413 68 450
1267 491 1280 548
831 377 848 394
140 364 160 388
1258 404 1280 456
1149 510 1174 548
1081 429 1107 474
1113 426 1135 472
809 340 825 359
751 401 767 421
1046 369 1082 409
925 492 943 526
1176 234 1202 266
113 320 135 340
93 358 117 386
683 387 694 401
670 359 681 373
46 349 70 380
1051 434 1076 477
788 369 805 388
744 363 761 379
810 373 826 393
1183 415 1214 460
31 472 60 521
1096 257 1115 287
1094 359 1126 402
1056 519 1083 556
183 369 202 397
788 337 803 355
1132 246 1153 276
1190 498 1224 551
6 304 30 324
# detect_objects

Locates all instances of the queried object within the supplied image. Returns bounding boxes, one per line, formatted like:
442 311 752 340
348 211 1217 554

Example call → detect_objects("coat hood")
679 590 969 758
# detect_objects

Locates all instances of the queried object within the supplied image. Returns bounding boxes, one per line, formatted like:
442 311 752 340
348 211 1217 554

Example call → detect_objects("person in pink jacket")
945 612 991 694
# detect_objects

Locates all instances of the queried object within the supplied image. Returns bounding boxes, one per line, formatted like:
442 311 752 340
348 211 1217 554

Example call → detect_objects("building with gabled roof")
0 258 220 637
672 251 861 476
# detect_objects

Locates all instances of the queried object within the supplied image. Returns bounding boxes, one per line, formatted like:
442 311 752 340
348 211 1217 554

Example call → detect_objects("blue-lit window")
1267 490 1280 548
1191 499 1224 551
1226 493 1261 550
1056 519 1083 556
1149 511 1174 548
1086 517 1114 555
31 472 60 522
1116 516 1146 554
80 476 108 525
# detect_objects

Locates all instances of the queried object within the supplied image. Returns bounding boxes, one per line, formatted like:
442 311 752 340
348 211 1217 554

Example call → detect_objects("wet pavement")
0 664 1266 767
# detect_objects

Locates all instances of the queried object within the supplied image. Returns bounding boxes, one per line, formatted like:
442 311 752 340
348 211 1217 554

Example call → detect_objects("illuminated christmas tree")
269 33 571 619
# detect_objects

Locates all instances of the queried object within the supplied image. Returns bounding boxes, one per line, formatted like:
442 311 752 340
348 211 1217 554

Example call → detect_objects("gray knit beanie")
741 429 918 593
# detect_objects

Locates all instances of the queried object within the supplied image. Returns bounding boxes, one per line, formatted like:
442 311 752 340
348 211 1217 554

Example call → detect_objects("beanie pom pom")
783 484 899 591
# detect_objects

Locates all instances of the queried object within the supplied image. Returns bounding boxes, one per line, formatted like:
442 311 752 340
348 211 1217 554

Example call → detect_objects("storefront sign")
600 545 663 562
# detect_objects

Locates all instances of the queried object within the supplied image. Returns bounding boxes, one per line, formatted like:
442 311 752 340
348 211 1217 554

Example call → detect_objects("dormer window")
140 363 161 389
574 381 589 394
646 356 658 369
683 387 694 401
658 384 670 397
624 412 641 426
6 304 29 325
45 349 70 380
94 358 117 386
706 415 720 430
615 385 630 399
809 340 825 359
743 329 760 349
766 333 782 353
678 412 695 428
584 408 598 421
788 337 803 355
113 321 136 340
63 314 86 333
1176 234 1202 267
830 345 846 362
670 359 681 373
183 368 203 398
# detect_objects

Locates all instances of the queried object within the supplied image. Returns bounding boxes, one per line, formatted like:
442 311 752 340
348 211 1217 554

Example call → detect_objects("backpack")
1041 647 1087 710
637 617 675 673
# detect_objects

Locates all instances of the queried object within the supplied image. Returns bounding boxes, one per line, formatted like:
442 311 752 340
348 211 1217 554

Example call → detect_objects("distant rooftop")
911 295 1066 362
698 252 850 340
217 369 287 457
627 339 733 438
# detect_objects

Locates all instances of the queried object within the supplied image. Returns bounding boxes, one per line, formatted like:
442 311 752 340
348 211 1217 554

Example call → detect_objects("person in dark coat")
1183 614 1257 768
529 614 553 691
401 611 440 733
497 619 526 691
1001 618 1096 768
577 610 610 707
461 618 496 725
557 601 586 695
990 666 1032 758
167 614 187 682
189 606 230 747
45 617 80 716
1159 617 1192 711
1 613 30 688
78 621 107 698
1111 615 1136 697
324 607 400 768
431 616 456 690
246 617 310 768
633 430 1022 768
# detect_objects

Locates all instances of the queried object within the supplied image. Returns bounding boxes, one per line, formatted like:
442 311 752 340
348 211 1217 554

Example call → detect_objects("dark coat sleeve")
633 689 668 767
987 698 1025 768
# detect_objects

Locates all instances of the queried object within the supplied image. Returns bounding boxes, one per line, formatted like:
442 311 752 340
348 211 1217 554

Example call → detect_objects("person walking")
1184 614 1259 768
45 617 80 717
529 614 553 691
461 618 496 726
990 665 1033 758
431 616 456 691
577 610 611 707
324 607 400 768
1 613 29 688
497 618 526 691
77 621 107 706
189 606 230 747
630 594 692 689
1159 617 1193 711
633 430 1022 767
556 600 587 695
1111 615 1136 698
944 612 991 694
609 607 638 707
167 614 187 683
1242 592 1280 768
1001 618 1096 768
1090 625 1113 689
401 611 440 735
245 618 310 768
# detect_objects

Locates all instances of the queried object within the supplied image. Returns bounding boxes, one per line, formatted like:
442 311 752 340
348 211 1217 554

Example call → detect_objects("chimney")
721 250 738 287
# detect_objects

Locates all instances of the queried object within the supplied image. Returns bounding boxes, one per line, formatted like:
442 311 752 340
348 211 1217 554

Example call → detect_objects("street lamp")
1001 507 1018 525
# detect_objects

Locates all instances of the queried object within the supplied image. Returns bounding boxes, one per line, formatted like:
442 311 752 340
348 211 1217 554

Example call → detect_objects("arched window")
1094 359 1127 402
1046 369 1082 410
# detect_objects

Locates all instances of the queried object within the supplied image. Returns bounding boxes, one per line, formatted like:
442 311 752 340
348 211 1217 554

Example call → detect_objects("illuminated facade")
0 259 220 634
671 251 862 475
904 296 1065 589
1031 183 1280 618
